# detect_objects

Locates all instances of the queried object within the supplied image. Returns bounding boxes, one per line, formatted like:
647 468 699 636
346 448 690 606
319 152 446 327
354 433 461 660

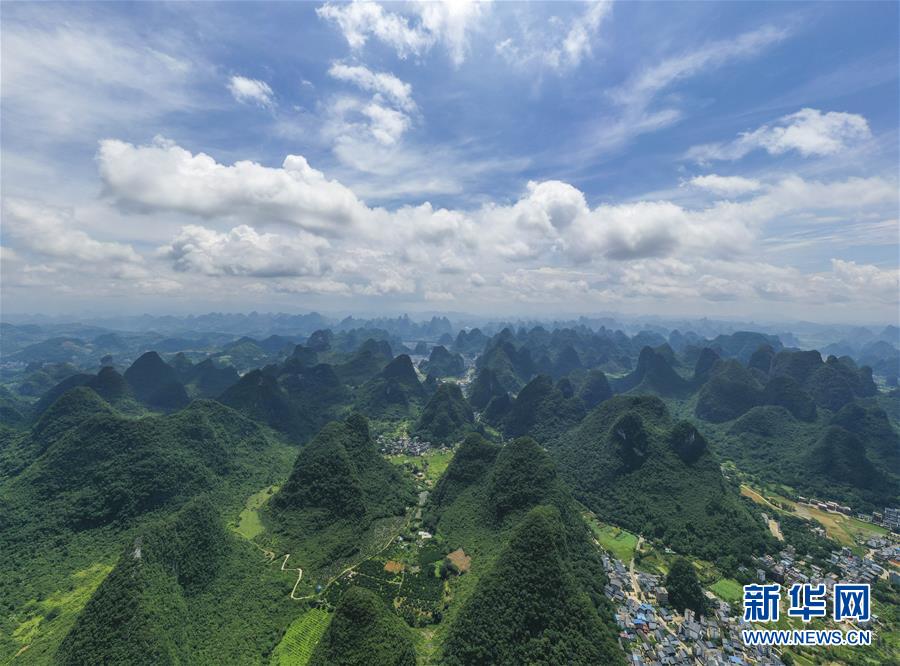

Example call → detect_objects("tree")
665 558 705 616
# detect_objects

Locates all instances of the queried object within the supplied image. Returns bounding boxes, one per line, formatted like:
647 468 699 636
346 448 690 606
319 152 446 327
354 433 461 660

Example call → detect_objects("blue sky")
1 1 897 323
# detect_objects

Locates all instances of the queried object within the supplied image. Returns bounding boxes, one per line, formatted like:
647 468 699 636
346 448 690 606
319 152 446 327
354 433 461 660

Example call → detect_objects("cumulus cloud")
687 108 871 162
687 174 761 196
86 136 898 313
227 75 274 107
162 225 328 277
97 137 368 233
327 63 415 111
3 199 142 264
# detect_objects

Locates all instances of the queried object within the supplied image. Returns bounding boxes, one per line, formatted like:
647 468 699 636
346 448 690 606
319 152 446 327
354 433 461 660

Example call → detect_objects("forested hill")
552 395 772 562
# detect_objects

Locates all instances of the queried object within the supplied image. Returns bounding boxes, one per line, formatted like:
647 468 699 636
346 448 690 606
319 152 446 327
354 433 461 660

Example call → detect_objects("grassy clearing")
709 578 743 604
389 449 454 484
741 483 887 551
9 562 113 661
233 484 279 540
270 608 331 666
583 514 638 562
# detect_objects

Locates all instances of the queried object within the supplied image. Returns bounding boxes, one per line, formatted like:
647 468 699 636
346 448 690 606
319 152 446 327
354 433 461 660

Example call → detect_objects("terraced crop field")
270 608 331 666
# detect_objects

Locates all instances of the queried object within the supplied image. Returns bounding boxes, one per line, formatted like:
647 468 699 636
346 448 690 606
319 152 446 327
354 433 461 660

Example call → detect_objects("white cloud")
97 137 368 233
1 8 196 142
585 25 789 153
361 102 411 145
317 0 486 65
687 108 871 162
327 63 415 111
317 2 431 57
2 199 142 264
687 174 761 196
612 25 788 108
274 278 352 295
162 225 328 277
227 75 274 107
495 0 611 70
830 259 899 303
82 136 898 313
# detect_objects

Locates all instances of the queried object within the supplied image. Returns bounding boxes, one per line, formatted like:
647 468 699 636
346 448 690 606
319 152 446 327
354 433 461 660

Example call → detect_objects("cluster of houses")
752 545 828 590
796 497 853 515
377 433 433 456
828 547 890 589
601 553 784 666
753 537 899 594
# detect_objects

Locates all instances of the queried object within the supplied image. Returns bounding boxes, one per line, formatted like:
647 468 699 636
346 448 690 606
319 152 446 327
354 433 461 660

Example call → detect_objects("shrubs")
665 558 705 616
309 587 416 666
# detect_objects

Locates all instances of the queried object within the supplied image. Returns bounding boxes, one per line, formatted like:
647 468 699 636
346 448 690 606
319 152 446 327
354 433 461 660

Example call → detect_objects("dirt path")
768 519 784 541
629 536 644 600
286 510 414 602
280 554 304 600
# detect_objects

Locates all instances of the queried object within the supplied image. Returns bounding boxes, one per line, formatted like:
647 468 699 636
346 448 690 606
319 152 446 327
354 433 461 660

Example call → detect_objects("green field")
270 608 331 665
234 484 279 540
709 578 743 604
584 515 639 562
389 449 454 483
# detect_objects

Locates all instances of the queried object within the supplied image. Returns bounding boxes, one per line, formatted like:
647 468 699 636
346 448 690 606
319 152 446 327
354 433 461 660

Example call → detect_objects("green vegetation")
309 586 417 666
586 516 639 563
695 359 763 422
553 395 771 563
266 414 414 572
467 367 507 410
419 345 465 378
234 484 279 540
413 382 474 444
389 448 455 484
270 608 331 666
578 368 613 409
501 375 585 442
355 355 427 420
123 351 189 410
613 346 690 397
665 557 706 615
474 334 535 393
709 577 743 605
719 402 899 510
441 506 624 666
57 498 297 664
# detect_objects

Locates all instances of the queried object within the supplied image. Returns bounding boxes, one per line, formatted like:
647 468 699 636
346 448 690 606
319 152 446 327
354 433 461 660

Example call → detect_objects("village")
600 526 900 666
602 551 784 666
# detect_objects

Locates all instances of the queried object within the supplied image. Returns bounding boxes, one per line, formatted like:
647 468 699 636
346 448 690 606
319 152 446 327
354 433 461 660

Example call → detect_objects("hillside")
309 587 416 666
502 375 585 442
413 382 474 444
612 346 690 397
553 395 771 562
424 436 621 663
354 355 427 420
123 352 190 410
419 345 465 377
467 367 507 410
57 498 295 664
219 362 349 443
720 405 898 510
441 506 624 666
266 414 414 569
6 396 289 531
